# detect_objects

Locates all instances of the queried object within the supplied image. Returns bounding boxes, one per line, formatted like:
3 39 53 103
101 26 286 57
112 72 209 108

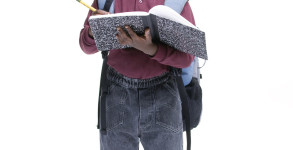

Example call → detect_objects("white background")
0 0 292 150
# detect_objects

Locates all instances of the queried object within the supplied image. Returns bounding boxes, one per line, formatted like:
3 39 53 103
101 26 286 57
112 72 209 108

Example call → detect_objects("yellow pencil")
76 0 97 12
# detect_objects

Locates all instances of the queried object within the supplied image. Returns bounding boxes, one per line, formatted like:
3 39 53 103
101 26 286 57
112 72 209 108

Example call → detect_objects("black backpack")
171 67 203 150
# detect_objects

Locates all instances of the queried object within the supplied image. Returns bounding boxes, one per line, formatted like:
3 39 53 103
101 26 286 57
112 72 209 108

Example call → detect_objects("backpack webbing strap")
174 69 191 150
97 0 113 135
98 51 108 135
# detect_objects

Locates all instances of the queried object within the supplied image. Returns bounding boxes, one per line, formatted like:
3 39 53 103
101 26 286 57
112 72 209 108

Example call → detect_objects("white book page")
89 11 149 19
149 5 198 29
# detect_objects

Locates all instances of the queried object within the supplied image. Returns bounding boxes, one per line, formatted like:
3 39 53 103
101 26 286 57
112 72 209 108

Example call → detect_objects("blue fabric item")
164 0 187 13
182 59 195 86
98 0 196 86
193 57 200 84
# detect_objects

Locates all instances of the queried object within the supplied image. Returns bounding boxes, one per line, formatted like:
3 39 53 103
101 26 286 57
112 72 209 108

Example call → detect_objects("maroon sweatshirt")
79 0 195 79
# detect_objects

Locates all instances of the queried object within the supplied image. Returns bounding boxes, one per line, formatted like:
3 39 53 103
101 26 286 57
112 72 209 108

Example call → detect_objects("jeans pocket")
105 82 127 131
155 79 183 133
162 78 180 101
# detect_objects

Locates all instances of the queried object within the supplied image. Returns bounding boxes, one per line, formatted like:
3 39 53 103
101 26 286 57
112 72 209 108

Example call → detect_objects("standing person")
79 0 196 150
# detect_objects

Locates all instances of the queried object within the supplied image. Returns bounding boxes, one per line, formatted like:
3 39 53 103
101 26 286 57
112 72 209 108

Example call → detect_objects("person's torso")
98 0 168 79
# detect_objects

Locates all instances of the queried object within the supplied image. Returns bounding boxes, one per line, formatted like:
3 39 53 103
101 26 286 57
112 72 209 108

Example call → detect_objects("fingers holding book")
116 26 158 56
92 9 111 15
116 26 132 45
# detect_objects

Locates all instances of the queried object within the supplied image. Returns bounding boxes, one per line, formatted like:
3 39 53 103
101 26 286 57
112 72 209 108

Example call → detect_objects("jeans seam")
154 81 183 133
106 111 124 131
163 81 180 100
155 121 182 133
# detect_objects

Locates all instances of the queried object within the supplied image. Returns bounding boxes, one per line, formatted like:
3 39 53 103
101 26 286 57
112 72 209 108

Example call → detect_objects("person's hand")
88 10 111 38
116 26 158 56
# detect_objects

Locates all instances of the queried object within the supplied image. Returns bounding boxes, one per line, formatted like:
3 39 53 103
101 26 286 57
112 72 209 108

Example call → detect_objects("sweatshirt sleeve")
79 0 99 55
151 2 196 68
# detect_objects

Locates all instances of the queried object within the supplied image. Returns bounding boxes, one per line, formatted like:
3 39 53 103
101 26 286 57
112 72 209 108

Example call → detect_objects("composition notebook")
89 5 208 60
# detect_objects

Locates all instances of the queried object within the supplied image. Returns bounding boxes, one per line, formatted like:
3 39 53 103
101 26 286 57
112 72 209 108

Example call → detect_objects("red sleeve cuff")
79 26 99 54
150 43 168 62
150 43 195 68
83 26 96 46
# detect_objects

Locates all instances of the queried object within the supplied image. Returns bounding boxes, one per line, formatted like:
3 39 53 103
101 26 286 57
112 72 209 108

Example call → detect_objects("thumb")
92 10 99 15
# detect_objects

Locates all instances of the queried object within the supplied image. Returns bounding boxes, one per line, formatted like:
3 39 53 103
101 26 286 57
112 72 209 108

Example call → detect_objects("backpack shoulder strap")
103 0 114 11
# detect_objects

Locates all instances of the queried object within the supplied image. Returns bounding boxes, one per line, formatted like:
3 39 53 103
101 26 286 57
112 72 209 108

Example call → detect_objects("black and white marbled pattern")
89 15 207 60
156 16 207 60
89 16 145 51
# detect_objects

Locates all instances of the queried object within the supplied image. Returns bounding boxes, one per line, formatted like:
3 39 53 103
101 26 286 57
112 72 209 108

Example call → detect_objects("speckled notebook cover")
89 15 207 60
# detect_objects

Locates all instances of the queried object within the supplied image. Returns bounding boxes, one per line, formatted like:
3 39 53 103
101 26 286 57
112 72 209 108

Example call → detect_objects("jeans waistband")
106 66 172 89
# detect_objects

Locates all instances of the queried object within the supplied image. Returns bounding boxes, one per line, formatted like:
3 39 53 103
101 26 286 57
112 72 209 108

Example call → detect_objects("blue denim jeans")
99 66 183 150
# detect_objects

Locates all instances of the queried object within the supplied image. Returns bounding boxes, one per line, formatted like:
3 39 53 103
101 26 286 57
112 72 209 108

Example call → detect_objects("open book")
89 5 207 60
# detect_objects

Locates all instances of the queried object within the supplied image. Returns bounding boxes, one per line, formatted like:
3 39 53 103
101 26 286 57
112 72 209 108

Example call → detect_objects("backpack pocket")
183 77 202 130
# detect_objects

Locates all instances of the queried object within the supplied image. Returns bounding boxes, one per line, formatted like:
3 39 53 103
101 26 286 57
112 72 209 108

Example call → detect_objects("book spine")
141 15 160 43
150 14 160 43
